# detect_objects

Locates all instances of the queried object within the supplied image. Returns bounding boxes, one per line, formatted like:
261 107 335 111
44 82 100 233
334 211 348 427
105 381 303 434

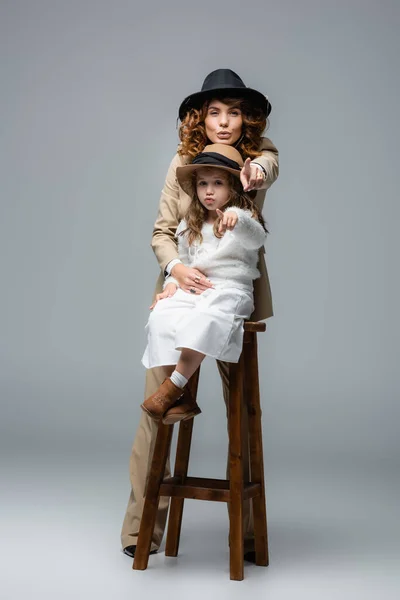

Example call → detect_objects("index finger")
243 157 252 175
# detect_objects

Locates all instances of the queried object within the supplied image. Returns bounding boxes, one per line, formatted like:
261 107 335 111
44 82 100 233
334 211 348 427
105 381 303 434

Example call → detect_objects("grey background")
1 0 399 598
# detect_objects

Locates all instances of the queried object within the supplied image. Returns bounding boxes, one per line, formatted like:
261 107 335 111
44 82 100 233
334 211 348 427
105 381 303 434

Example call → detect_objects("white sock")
170 370 188 389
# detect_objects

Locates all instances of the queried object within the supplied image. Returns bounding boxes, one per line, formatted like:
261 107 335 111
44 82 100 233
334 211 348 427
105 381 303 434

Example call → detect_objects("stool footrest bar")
160 476 261 503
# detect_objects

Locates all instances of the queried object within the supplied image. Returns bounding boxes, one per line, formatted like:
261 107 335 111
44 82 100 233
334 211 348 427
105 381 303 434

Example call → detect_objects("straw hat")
176 144 244 195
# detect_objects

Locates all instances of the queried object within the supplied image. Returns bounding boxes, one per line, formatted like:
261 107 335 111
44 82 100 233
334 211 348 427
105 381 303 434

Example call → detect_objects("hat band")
192 152 241 171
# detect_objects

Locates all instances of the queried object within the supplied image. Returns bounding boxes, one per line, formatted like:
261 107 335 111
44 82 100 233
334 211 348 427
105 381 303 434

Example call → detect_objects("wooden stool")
133 322 268 581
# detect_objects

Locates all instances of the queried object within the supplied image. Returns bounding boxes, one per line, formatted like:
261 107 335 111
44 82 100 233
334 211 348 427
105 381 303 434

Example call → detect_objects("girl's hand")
170 263 214 295
216 208 238 234
150 283 177 309
240 157 264 191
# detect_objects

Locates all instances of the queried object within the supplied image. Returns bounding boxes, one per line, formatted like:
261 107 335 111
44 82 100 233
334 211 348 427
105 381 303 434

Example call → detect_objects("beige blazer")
151 137 279 321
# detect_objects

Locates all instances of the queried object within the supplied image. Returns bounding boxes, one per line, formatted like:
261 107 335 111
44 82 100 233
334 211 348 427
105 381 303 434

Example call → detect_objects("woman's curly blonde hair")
179 169 268 246
178 95 267 161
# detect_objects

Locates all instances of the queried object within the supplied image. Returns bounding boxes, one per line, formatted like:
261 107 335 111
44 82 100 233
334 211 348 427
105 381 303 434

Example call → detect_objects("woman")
121 69 279 562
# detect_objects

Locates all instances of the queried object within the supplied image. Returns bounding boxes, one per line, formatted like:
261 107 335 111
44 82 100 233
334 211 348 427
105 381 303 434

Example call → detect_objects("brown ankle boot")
162 391 201 425
141 378 184 421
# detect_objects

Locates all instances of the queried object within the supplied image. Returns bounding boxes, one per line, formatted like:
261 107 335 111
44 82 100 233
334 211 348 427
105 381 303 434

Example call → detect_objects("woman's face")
204 99 243 145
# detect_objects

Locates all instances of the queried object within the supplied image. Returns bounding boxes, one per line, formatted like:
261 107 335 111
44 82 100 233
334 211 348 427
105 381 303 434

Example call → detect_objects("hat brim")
176 163 242 197
178 87 271 121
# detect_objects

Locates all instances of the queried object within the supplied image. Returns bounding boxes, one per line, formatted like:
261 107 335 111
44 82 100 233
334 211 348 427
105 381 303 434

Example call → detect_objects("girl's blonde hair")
178 95 268 161
179 169 268 246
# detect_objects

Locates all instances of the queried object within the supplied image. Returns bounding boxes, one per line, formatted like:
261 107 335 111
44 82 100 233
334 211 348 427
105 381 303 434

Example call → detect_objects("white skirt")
141 284 254 368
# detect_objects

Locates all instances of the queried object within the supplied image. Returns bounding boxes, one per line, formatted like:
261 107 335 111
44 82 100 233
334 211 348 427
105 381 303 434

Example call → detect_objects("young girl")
140 143 267 425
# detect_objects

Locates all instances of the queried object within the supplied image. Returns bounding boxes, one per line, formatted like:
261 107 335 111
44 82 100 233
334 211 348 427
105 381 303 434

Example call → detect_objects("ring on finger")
190 287 196 294
194 276 201 283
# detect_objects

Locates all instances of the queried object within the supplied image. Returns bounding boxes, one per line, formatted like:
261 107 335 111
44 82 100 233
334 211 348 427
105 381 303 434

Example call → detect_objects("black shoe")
123 545 158 558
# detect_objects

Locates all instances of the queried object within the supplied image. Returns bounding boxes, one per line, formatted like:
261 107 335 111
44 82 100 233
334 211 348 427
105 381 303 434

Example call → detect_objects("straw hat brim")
176 163 241 196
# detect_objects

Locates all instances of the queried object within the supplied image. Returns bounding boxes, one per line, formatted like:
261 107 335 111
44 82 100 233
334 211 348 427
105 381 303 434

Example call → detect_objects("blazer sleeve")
162 219 189 289
224 207 267 250
151 153 182 272
250 136 279 191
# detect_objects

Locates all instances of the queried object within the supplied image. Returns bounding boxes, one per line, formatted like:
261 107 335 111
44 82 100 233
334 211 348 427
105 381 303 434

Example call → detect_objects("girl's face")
204 99 243 145
196 168 231 215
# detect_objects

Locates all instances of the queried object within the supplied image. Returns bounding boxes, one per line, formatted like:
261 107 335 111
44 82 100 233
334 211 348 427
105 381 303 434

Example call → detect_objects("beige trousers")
120 361 255 553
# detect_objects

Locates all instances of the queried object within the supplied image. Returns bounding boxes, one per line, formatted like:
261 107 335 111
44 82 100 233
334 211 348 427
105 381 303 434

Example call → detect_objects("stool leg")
133 422 174 570
228 355 245 581
243 331 269 567
165 368 199 557
165 418 194 556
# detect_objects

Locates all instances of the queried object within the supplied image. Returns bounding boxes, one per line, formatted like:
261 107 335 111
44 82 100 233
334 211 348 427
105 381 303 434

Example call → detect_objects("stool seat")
133 321 269 581
244 321 266 332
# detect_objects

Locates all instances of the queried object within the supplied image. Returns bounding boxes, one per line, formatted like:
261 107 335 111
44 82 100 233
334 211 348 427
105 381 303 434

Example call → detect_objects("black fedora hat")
178 68 271 121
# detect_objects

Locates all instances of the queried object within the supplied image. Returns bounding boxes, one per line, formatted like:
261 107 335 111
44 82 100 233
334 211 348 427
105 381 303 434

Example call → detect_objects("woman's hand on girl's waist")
171 263 214 295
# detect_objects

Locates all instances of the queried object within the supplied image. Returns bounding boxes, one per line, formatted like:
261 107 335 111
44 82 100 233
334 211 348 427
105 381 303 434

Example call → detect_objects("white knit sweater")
164 207 267 290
